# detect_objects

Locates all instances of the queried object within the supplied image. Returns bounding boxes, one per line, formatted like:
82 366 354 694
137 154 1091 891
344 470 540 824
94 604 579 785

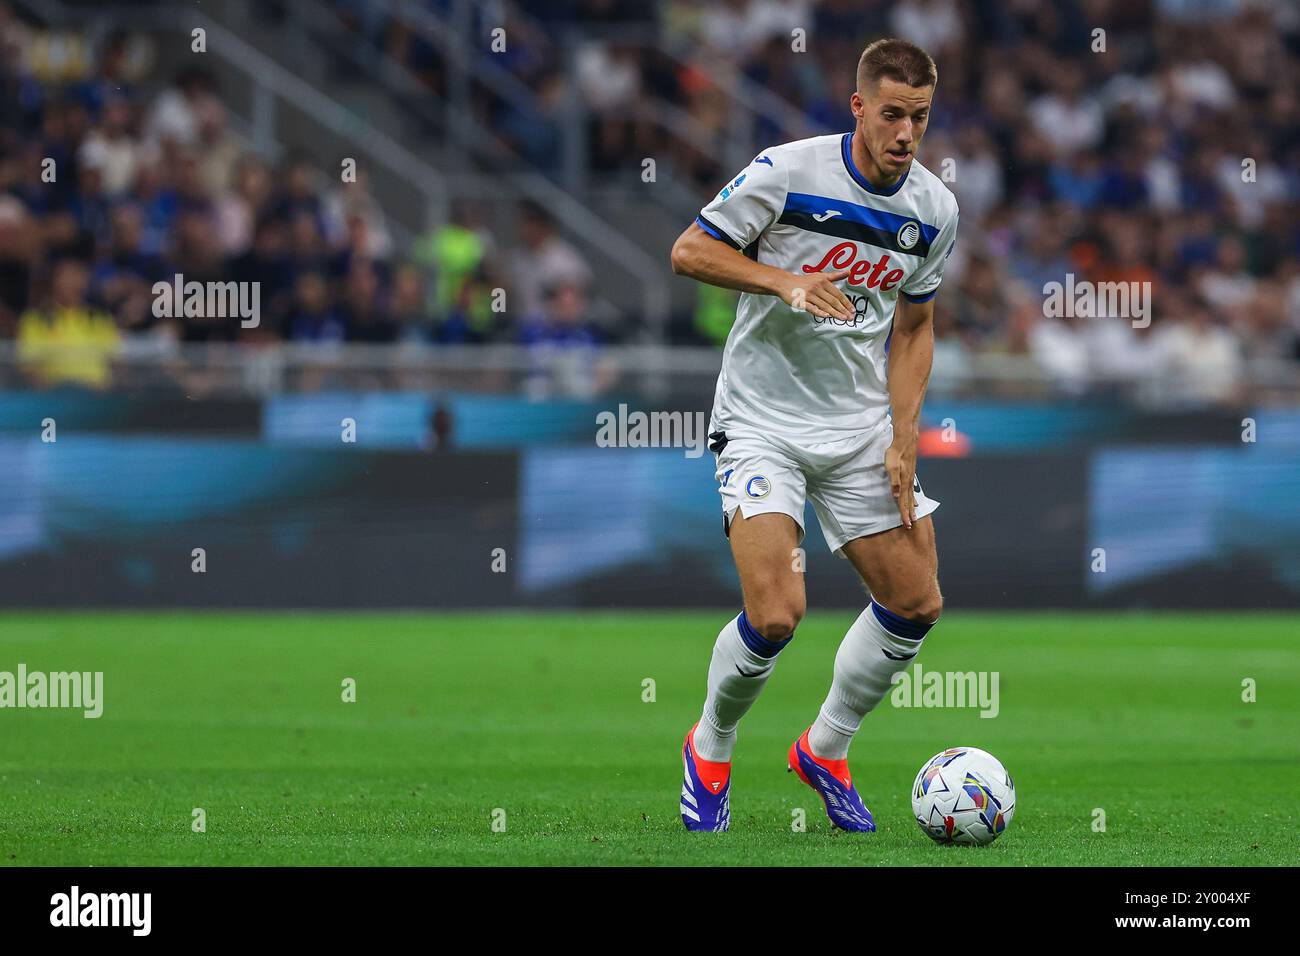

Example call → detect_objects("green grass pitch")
0 611 1296 866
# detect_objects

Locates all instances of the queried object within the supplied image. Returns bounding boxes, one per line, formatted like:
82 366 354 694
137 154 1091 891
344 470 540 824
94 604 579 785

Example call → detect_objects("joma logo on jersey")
802 242 905 292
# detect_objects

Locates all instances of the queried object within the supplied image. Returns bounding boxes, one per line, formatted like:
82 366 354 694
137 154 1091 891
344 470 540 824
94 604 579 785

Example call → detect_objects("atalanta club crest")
896 220 920 250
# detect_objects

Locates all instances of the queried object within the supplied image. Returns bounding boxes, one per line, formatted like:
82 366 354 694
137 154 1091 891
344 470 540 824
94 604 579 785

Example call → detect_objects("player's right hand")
775 269 854 321
884 440 918 530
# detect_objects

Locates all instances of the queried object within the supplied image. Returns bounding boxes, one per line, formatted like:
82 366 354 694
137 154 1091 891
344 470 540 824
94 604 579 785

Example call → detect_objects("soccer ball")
911 746 1015 845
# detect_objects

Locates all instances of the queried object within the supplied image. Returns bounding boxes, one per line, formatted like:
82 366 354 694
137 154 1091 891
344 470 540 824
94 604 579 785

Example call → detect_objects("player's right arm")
670 223 853 321
670 150 853 322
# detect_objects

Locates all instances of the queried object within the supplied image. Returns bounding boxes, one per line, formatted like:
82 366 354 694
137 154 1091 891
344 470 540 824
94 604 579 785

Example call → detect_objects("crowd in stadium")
0 19 601 369
483 0 1300 401
1 0 1298 402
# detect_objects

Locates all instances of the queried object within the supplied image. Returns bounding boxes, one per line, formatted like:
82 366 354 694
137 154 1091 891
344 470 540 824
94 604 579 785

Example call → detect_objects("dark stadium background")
0 0 1297 610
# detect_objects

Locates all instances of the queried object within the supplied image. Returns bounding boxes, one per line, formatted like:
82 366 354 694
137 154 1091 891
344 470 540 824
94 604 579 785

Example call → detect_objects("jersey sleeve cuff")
901 288 938 304
695 215 743 251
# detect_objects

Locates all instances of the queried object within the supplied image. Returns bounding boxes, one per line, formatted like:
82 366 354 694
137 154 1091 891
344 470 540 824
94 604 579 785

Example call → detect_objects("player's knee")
892 589 942 625
748 601 804 641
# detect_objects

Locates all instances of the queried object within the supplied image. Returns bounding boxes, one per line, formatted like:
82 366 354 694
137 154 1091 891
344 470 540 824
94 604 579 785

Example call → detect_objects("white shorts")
711 420 940 556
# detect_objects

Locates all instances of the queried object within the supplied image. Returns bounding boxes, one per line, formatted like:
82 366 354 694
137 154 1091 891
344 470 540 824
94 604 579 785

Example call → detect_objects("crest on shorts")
746 476 771 498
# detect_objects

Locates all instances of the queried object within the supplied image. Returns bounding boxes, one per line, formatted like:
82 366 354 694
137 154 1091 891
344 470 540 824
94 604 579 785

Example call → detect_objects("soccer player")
670 38 958 832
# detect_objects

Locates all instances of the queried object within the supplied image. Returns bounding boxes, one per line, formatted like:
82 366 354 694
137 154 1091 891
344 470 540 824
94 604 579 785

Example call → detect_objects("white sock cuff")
867 598 936 642
724 615 778 674
860 602 930 657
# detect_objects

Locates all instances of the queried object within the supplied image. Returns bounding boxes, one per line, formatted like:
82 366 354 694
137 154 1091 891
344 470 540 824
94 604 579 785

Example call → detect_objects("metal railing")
2 342 1295 408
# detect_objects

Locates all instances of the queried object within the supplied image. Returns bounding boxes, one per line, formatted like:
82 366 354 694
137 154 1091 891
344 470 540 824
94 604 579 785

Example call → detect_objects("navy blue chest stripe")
779 192 935 258
786 193 940 242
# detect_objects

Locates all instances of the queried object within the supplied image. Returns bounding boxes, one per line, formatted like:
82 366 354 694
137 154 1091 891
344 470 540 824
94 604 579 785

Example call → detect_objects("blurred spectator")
273 157 328 238
697 0 811 63
77 94 148 197
692 283 740 347
17 258 119 389
0 195 35 332
287 209 331 281
227 215 294 337
1152 297 1244 406
1237 279 1295 363
518 281 603 348
0 2 30 66
513 203 591 318
941 127 1003 223
1030 306 1089 395
576 43 641 113
341 260 398 342
436 269 507 344
324 168 393 261
215 155 274 255
1030 63 1105 157
144 68 216 149
389 263 431 342
498 69 566 174
518 281 617 399
90 203 164 320
412 201 494 314
287 271 345 343
194 97 242 197
890 0 963 54
1197 235 1255 313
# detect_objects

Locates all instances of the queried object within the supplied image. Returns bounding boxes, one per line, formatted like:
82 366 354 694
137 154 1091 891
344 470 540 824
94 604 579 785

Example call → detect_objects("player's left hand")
885 440 917 530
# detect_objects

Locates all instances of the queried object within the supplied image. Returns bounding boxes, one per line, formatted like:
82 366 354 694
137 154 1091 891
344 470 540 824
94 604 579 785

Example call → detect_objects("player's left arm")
885 295 934 530
887 196 958 529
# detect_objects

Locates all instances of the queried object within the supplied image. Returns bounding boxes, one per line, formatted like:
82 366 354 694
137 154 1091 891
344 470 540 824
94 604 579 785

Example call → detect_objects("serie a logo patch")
719 173 747 202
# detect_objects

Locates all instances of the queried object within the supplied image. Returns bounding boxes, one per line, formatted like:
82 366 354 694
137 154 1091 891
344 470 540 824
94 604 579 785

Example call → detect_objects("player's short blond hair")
856 38 937 93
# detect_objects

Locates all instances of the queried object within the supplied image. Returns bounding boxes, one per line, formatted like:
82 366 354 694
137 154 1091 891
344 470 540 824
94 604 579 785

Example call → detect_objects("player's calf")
682 610 796 832
790 599 937 830
692 610 793 764
806 599 938 762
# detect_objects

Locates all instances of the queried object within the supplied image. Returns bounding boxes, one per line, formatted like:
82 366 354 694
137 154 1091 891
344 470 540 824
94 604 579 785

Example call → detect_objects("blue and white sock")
808 600 935 760
693 611 792 762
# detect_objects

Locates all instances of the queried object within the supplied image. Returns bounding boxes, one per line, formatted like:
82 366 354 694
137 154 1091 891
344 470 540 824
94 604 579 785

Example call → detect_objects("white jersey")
697 132 959 442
